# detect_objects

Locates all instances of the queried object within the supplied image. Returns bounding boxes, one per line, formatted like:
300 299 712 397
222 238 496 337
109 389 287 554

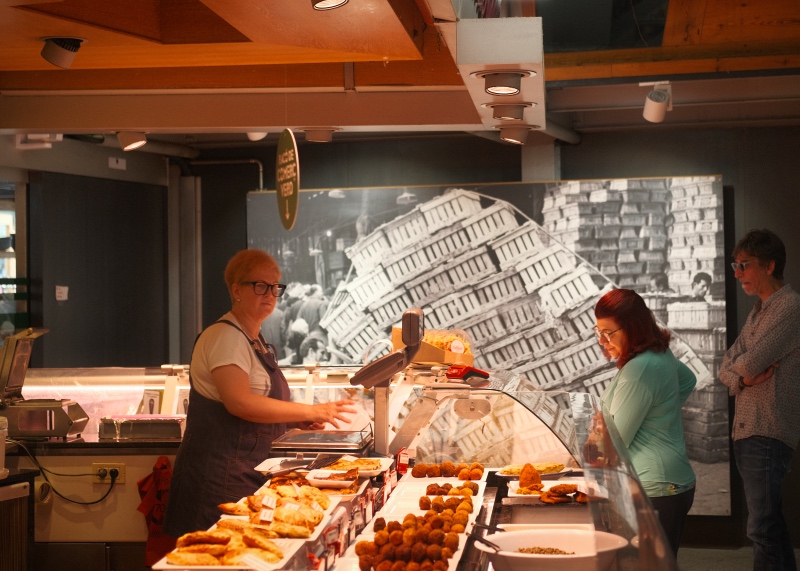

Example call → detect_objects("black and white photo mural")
247 175 729 516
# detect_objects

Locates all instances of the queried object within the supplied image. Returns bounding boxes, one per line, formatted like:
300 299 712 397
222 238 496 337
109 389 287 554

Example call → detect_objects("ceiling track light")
40 36 85 69
499 126 530 145
471 70 535 96
302 128 338 143
116 131 147 151
640 81 673 123
312 0 348 9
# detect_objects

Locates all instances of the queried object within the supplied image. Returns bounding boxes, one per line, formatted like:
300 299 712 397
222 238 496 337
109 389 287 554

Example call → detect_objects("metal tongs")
263 453 343 481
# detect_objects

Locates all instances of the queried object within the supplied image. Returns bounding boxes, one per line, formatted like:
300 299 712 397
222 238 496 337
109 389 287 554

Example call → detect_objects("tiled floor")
678 547 800 570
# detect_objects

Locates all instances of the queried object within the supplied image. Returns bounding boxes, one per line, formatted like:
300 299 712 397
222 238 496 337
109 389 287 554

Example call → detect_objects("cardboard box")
391 327 474 366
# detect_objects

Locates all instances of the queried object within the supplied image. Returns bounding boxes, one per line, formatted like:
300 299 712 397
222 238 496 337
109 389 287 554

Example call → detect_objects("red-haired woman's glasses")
592 325 620 343
243 281 286 297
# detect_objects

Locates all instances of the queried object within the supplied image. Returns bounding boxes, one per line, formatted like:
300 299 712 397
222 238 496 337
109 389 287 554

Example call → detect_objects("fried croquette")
411 463 428 478
358 555 373 571
440 462 456 477
356 541 379 556
426 544 442 561
391 560 407 571
374 530 390 546
425 483 439 496
548 483 578 496
457 468 470 480
426 464 441 478
374 517 387 532
395 545 412 563
519 463 542 490
443 532 460 551
389 530 404 546
428 529 445 545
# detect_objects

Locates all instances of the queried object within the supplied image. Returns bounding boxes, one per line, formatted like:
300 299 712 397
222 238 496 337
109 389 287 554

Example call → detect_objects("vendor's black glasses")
243 281 286 297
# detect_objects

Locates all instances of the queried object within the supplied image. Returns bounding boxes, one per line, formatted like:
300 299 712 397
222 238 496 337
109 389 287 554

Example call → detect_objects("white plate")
507 477 586 498
495 468 575 480
325 455 394 477
306 469 357 489
152 535 303 570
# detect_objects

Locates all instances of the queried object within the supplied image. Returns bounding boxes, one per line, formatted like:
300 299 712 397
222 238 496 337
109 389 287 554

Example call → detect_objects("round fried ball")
411 542 427 563
428 529 445 546
391 561 407 571
425 483 439 496
425 544 442 561
455 463 469 474
440 461 456 477
356 541 379 556
433 560 448 571
441 548 453 561
395 545 412 563
374 517 387 533
374 530 390 546
380 543 396 561
456 500 473 514
444 497 460 511
418 496 431 510
450 523 465 534
387 521 403 534
428 515 444 530
419 562 434 571
389 530 404 546
403 528 416 546
465 481 479 494
411 463 428 478
376 560 393 571
358 555 373 571
457 468 470 480
469 468 483 480
443 532 460 551
426 464 441 478
414 527 430 544
407 562 421 571
452 511 469 526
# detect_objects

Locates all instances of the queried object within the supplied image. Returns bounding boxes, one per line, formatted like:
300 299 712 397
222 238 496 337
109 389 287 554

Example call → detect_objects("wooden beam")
662 0 707 47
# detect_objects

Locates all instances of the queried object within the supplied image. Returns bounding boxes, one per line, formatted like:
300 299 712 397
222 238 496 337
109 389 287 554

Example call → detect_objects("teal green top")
601 349 697 497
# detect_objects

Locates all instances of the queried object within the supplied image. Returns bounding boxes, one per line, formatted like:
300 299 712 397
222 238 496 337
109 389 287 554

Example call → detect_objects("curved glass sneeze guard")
401 369 678 571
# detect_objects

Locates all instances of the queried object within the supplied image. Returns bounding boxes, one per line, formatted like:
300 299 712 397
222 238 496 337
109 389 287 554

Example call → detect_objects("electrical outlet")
92 462 125 484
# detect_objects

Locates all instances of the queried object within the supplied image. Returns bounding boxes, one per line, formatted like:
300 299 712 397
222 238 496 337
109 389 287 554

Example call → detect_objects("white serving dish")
152 536 303 570
507 477 586 498
306 469 357 489
473 529 628 571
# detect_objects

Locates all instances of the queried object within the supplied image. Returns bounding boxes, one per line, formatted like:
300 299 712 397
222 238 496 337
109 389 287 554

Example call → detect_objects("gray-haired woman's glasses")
243 281 286 297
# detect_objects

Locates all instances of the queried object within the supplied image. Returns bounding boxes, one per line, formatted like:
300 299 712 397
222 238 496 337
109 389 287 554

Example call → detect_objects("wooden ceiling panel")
699 0 800 45
199 0 424 59
662 0 707 47
158 0 251 45
19 0 163 42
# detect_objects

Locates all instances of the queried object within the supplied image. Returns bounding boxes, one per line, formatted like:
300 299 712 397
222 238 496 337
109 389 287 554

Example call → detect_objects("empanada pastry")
269 521 311 538
221 547 281 565
539 491 572 504
176 530 232 547
273 505 310 528
215 518 250 533
176 543 228 557
217 502 252 516
548 484 578 496
243 529 284 557
166 551 220 566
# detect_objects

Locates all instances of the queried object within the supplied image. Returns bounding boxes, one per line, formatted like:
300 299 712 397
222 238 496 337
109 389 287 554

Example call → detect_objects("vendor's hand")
745 363 778 387
295 421 325 430
311 399 357 428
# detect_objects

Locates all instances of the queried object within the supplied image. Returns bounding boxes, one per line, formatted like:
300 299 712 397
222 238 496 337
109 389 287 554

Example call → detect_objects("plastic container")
0 415 8 479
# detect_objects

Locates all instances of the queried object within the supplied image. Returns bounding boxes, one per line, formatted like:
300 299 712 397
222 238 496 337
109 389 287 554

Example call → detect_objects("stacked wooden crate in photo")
667 301 729 462
541 179 671 292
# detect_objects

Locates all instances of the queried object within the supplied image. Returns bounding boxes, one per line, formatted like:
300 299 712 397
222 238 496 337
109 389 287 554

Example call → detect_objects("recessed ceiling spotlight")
499 126 530 145
312 0 348 9
246 132 268 141
116 131 147 151
482 102 534 121
302 128 339 143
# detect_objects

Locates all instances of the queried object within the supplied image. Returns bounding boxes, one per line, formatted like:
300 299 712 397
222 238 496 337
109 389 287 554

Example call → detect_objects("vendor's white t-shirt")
190 313 272 402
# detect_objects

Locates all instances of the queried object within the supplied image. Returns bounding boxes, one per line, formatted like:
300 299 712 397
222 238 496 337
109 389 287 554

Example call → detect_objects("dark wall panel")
28 171 168 367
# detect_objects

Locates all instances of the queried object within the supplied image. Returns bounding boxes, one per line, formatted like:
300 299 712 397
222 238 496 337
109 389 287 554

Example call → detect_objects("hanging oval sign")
275 128 299 230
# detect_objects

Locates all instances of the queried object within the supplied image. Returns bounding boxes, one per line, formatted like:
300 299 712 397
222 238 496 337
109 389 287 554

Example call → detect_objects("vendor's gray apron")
163 320 290 537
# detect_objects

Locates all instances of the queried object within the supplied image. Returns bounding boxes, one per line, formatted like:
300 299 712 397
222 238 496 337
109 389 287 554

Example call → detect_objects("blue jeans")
734 436 797 571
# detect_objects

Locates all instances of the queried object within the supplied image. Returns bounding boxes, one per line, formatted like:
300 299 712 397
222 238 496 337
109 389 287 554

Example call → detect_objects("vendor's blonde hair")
224 249 280 303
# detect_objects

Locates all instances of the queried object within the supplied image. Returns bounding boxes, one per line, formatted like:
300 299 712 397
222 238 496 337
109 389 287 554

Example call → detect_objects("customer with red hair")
593 288 697 556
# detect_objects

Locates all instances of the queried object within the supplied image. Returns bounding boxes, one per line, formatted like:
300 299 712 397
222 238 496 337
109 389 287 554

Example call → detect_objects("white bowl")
473 529 628 571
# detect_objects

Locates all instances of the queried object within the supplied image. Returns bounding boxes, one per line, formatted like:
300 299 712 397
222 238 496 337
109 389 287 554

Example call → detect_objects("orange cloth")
136 455 176 565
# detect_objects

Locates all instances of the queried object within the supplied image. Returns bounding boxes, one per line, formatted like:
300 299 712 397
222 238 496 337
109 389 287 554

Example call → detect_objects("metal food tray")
268 427 373 457
98 416 185 440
